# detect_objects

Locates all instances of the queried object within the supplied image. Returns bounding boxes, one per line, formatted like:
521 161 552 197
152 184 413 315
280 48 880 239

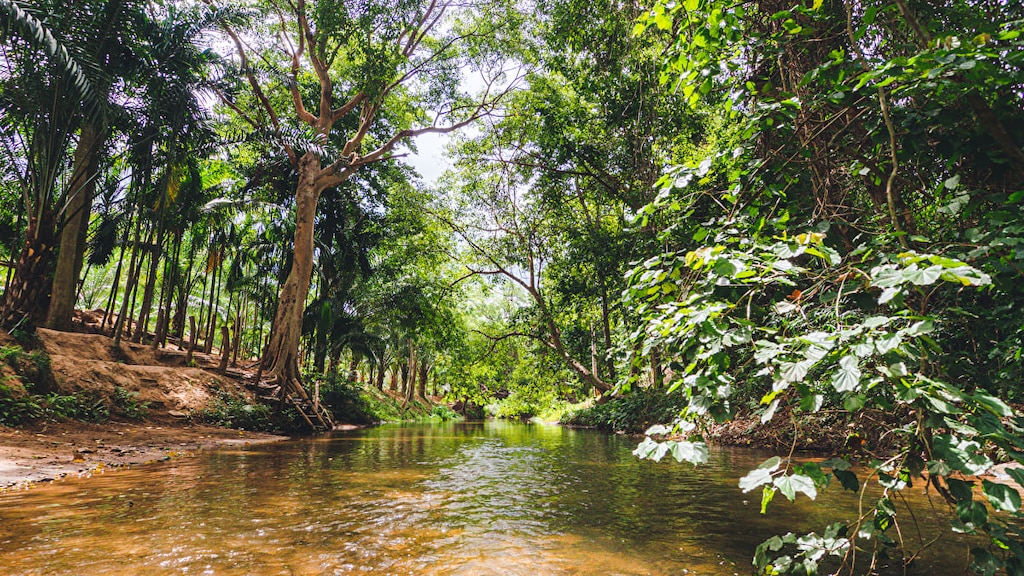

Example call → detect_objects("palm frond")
0 0 100 114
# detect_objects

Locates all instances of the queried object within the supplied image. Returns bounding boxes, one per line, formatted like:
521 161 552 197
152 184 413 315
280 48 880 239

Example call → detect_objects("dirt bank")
1 324 292 490
0 420 285 491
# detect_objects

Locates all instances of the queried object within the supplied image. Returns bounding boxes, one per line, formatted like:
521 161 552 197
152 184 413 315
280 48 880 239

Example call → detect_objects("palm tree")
0 0 141 329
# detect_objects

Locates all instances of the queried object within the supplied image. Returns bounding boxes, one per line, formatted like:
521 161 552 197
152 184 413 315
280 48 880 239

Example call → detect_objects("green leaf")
844 394 866 411
973 392 1013 417
761 485 776 514
970 548 1004 576
800 393 823 413
983 480 1021 512
832 356 861 393
834 469 860 491
645 424 670 435
774 474 797 501
740 457 781 492
669 440 710 465
1005 467 1024 493
903 264 944 286
740 467 775 493
780 360 811 382
878 287 901 304
821 457 850 471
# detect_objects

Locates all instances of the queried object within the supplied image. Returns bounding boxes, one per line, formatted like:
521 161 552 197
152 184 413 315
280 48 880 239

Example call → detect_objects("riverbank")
0 419 286 490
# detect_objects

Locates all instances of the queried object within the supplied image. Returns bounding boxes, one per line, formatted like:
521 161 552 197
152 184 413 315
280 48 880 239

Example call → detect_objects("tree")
0 0 114 328
210 0 517 404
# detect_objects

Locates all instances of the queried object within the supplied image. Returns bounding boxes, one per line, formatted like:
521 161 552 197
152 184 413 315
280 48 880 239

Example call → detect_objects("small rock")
168 410 188 418
76 448 95 454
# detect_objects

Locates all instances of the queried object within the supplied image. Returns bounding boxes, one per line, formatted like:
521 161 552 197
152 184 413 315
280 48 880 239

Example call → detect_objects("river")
0 421 972 575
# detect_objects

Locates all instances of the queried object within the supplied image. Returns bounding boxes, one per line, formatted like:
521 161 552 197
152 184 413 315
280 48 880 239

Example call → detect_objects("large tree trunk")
2 210 57 329
261 153 321 395
417 359 428 400
47 120 106 330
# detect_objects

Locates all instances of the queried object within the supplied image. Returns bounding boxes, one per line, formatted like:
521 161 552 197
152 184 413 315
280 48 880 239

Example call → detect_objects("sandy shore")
0 419 288 491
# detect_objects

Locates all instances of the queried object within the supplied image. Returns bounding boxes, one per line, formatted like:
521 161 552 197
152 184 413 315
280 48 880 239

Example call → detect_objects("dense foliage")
624 0 1024 573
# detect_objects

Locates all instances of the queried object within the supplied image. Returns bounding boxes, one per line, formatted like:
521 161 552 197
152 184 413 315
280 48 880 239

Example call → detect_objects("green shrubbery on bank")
559 389 689 434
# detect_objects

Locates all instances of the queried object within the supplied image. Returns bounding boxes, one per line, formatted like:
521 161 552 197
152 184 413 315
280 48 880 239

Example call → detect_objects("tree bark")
48 120 106 330
219 324 230 373
133 212 166 342
261 153 322 396
2 210 57 329
417 359 427 400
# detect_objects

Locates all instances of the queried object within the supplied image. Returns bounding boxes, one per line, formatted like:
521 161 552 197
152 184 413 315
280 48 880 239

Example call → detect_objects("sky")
405 132 452 185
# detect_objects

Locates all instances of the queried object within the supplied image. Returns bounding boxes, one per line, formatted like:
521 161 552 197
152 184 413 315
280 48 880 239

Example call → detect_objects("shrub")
316 372 401 424
197 392 276 432
42 391 109 423
427 404 459 421
112 386 150 420
0 380 41 426
0 345 23 367
561 387 688 434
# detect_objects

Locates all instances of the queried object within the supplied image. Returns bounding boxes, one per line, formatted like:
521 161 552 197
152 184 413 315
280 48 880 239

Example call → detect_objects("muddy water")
0 421 971 575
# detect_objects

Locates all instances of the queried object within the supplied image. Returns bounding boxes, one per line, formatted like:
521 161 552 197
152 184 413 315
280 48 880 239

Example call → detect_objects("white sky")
405 132 452 185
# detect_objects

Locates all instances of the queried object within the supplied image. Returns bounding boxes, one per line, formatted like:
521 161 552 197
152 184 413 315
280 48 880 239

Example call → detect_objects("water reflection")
0 421 970 575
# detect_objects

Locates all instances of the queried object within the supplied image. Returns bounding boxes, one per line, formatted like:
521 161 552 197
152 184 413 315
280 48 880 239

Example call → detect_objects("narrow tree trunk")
203 255 219 354
133 212 166 342
219 324 230 373
186 315 197 365
101 232 128 332
599 281 616 381
172 241 194 339
113 217 147 346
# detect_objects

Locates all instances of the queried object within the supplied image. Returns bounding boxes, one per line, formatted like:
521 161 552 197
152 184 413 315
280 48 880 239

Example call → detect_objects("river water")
0 421 972 575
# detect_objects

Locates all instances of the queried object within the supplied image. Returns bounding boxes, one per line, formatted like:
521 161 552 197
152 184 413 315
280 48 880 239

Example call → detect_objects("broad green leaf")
982 480 1021 512
973 392 1012 417
669 440 710 465
821 457 850 471
832 356 861 393
834 469 860 491
741 457 781 492
875 333 903 354
903 264 944 286
772 474 817 502
645 424 670 435
780 360 811 382
1005 467 1024 492
844 394 866 411
740 467 775 492
774 474 797 501
861 316 891 328
878 286 902 304
800 393 823 413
